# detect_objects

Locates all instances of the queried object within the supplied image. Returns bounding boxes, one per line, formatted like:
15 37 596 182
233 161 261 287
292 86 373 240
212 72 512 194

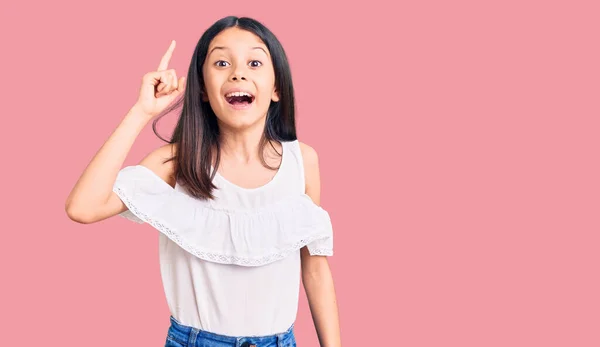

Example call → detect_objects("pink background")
2 0 599 345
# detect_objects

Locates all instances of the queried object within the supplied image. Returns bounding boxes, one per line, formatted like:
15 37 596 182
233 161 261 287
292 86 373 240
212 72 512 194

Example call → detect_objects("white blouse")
112 139 334 337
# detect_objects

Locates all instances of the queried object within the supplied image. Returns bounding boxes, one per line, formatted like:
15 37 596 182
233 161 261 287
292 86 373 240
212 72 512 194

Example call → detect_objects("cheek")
203 69 220 91
203 79 221 99
257 78 277 100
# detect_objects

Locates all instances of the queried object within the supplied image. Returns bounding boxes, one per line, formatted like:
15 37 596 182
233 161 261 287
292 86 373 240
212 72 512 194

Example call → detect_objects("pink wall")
2 0 599 345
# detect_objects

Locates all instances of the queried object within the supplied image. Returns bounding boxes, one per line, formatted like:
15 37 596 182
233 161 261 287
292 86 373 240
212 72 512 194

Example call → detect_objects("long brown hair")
152 16 297 200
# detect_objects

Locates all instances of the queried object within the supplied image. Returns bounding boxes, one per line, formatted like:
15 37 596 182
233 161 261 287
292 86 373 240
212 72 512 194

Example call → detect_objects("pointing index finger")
157 40 176 71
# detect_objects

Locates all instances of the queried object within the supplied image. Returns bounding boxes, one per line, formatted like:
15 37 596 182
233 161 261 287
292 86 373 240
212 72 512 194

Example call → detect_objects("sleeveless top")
111 139 334 337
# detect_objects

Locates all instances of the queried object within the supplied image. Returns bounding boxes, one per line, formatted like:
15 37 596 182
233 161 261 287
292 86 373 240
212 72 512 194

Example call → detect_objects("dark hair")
152 16 297 200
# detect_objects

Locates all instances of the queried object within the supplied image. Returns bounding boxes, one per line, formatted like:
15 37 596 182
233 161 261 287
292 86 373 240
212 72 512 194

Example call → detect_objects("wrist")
129 103 153 119
122 105 152 130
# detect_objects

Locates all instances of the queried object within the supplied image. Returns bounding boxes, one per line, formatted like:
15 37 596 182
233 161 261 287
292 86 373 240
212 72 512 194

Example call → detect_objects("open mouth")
225 91 255 106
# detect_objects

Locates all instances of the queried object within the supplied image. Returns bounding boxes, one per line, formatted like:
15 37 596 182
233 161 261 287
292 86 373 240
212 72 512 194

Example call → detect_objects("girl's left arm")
301 249 341 347
299 142 342 347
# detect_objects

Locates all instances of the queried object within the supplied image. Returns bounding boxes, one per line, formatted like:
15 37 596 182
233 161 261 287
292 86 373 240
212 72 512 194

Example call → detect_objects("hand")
134 40 186 118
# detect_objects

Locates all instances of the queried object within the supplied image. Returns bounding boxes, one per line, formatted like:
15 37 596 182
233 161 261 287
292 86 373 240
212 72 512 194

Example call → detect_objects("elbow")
65 203 95 224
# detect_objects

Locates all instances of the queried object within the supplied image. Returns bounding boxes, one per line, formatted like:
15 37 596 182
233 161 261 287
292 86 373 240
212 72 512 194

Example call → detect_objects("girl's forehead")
209 28 267 51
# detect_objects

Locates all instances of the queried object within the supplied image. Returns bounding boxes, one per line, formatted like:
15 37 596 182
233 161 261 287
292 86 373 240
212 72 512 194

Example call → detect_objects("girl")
65 16 341 347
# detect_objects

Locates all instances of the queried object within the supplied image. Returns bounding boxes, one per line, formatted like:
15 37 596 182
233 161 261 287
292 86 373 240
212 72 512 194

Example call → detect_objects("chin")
217 111 267 130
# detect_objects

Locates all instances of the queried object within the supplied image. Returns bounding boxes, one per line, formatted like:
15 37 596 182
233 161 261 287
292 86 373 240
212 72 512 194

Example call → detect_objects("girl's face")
202 27 279 130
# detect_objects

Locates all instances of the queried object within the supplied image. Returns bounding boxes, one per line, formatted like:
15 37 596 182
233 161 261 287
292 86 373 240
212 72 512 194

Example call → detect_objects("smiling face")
202 27 279 130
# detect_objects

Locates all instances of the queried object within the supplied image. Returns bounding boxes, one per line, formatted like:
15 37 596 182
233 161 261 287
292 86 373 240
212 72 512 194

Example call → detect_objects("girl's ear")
271 88 280 102
201 87 209 102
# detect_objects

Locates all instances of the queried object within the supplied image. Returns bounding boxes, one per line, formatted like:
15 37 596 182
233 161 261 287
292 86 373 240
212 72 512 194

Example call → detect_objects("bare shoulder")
298 141 319 166
298 141 329 266
298 141 321 205
138 142 178 188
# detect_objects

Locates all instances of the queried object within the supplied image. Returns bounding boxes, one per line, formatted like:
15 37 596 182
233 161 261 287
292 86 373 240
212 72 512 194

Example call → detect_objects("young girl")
65 16 341 347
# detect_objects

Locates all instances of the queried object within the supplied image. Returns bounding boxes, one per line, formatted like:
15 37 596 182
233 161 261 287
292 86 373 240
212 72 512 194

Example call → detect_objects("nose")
229 65 247 81
230 73 246 81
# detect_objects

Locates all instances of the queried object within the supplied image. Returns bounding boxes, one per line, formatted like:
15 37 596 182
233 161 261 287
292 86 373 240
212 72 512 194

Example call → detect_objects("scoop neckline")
211 141 287 192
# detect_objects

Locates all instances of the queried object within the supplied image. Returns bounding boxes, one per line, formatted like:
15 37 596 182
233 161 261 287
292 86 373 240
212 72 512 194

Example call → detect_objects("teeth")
226 91 253 98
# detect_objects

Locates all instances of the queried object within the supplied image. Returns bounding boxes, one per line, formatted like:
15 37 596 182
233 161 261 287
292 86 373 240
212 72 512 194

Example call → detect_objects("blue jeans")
165 315 297 347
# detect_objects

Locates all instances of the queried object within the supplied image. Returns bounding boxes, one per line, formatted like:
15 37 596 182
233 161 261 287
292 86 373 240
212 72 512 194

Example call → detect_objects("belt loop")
188 326 200 346
276 331 285 347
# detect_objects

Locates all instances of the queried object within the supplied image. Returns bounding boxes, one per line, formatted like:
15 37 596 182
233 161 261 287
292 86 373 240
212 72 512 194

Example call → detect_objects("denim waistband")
166 315 295 347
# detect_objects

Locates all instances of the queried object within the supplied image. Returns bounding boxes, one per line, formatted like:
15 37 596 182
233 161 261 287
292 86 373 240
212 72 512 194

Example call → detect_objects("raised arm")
65 40 185 224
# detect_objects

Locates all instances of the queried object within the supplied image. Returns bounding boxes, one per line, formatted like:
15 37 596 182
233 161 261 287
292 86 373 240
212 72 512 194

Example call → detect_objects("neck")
217 119 267 165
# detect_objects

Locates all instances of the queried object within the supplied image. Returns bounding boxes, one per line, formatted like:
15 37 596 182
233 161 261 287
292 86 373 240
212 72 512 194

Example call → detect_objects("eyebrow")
208 46 268 56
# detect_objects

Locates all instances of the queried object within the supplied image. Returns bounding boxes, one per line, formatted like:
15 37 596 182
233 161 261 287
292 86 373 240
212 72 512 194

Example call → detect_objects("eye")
215 60 230 67
249 60 262 67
